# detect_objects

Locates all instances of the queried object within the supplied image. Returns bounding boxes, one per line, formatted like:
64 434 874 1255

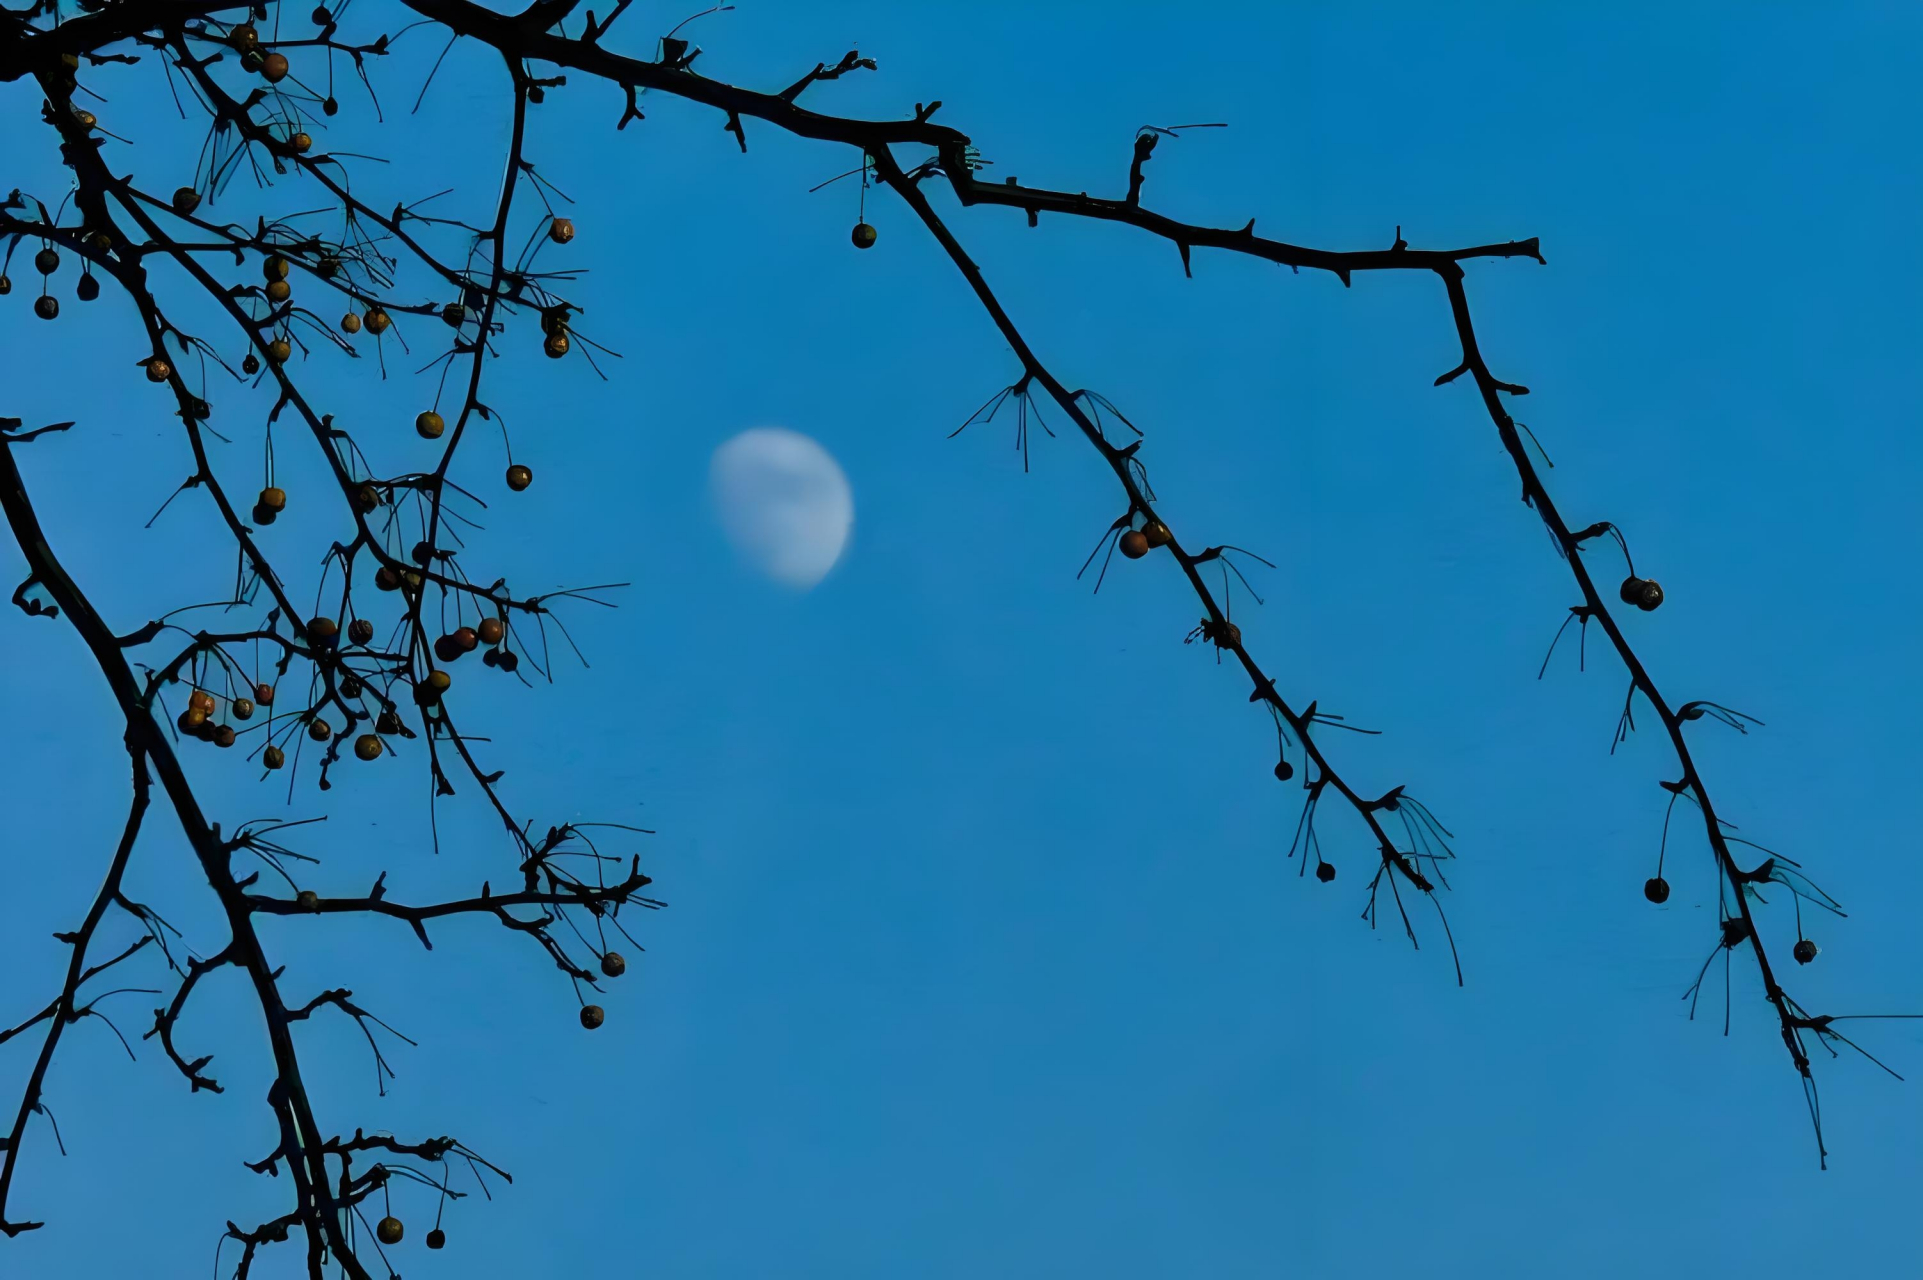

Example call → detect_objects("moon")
709 427 854 590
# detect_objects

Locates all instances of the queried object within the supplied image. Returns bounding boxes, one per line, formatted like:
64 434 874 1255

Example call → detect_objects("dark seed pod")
1793 939 1818 965
34 247 59 276
851 222 878 249
232 697 255 721
374 565 400 591
544 331 570 359
426 1228 446 1250
452 627 478 652
254 682 275 705
307 718 331 742
339 675 362 699
347 618 374 645
375 1216 402 1245
477 616 504 646
0 275 10 294
1315 862 1336 883
34 295 59 321
264 279 290 303
1273 759 1294 782
601 951 626 978
376 709 403 735
1143 520 1172 548
172 187 202 216
1643 876 1670 905
411 540 435 566
1118 529 1150 559
1635 579 1664 611
416 410 445 439
75 273 99 302
323 96 339 116
580 1005 605 1030
354 733 382 761
297 889 319 910
263 745 286 770
441 302 466 327
505 464 532 492
434 635 463 663
214 724 237 748
496 649 519 674
242 353 261 375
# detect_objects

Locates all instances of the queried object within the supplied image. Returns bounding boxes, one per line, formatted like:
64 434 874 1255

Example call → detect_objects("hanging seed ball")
441 302 466 328
528 84 546 103
189 398 210 420
426 1229 445 1251
266 338 292 364
579 1005 605 1031
306 617 338 647
214 724 238 748
233 697 255 720
540 308 570 336
354 733 382 761
265 280 291 303
364 307 390 334
252 501 277 526
415 409 445 439
172 187 201 216
254 682 275 705
353 483 381 513
374 1216 403 1246
341 311 362 334
316 255 340 279
1619 576 1645 607
146 358 173 383
242 353 261 375
1793 939 1819 965
75 274 100 302
476 616 504 646
194 717 221 743
1274 759 1294 782
259 485 287 513
496 649 519 674
433 634 463 663
452 626 478 653
35 247 59 275
544 331 570 359
1143 520 1172 548
34 295 58 320
373 565 400 592
339 675 363 699
1118 529 1150 559
1315 861 1337 884
505 463 533 492
600 951 626 978
288 132 312 154
311 4 329 22
347 618 374 645
263 744 286 770
295 890 320 913
376 709 403 735
427 670 452 695
189 688 217 714
263 255 291 281
549 217 575 244
177 708 205 734
851 222 878 249
261 52 289 82
231 22 259 48
322 96 339 116
411 540 435 566
481 649 499 668
1635 579 1664 612
307 717 331 742
1643 876 1670 905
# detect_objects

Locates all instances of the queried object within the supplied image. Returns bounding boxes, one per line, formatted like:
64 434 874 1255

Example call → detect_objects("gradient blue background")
3 3 1920 1276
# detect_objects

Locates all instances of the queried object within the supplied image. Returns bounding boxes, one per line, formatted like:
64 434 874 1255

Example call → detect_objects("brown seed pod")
296 889 319 910
347 618 374 645
353 483 381 513
230 22 258 49
143 358 174 385
415 410 445 439
287 132 312 154
340 311 362 334
189 689 216 714
214 724 237 749
35 247 59 275
1143 520 1172 548
265 279 291 303
316 256 341 279
307 718 331 742
540 308 570 336
254 682 275 705
178 708 207 733
580 1005 605 1030
374 565 400 592
476 616 504 646
34 296 58 321
0 276 10 294
263 745 286 770
549 217 575 244
339 675 363 699
364 307 390 334
505 464 533 492
265 338 291 364
496 649 520 673
354 733 382 761
543 331 570 359
851 222 878 249
375 1217 403 1245
411 541 435 566
1635 579 1664 611
171 187 201 216
233 697 255 721
258 487 286 513
452 626 478 653
427 670 452 694
1118 529 1150 559
433 635 462 663
261 51 289 82
600 951 626 978
441 302 466 328
306 617 338 645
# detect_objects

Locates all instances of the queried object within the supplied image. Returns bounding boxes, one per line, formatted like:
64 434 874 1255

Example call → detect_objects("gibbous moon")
709 427 854 590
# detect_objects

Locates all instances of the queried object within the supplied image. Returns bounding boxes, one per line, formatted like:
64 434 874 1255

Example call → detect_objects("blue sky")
3 2 1921 1276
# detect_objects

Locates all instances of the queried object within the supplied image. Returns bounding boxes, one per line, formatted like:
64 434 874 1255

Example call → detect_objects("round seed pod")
851 222 877 249
305 617 337 646
258 486 287 513
339 675 362 699
540 308 569 336
1635 579 1664 612
178 708 207 733
261 52 289 82
0 275 10 294
341 312 362 334
231 22 258 48
1118 529 1150 559
440 302 466 328
579 1005 605 1030
311 6 329 24
1793 939 1819 965
189 689 216 714
354 733 382 761
316 256 340 279
543 331 570 359
254 682 275 705
35 247 59 275
307 718 331 742
416 410 444 439
146 358 174 383
374 566 400 592
296 889 319 910
426 670 452 695
172 187 201 215
426 1229 445 1250
322 95 338 115
263 745 286 770
1274 759 1294 782
495 649 519 674
452 627 478 653
549 217 575 244
364 307 390 334
265 338 291 364
376 709 403 735
353 483 381 513
263 255 291 281
411 541 434 566
287 132 312 154
34 296 58 321
375 1217 402 1246
433 635 463 664
1315 861 1336 883
1143 520 1172 548
214 724 237 748
242 353 260 375
505 464 532 492
600 951 626 978
75 273 99 302
265 279 291 303
1643 876 1670 905
476 616 504 646
347 618 374 645
233 697 255 721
